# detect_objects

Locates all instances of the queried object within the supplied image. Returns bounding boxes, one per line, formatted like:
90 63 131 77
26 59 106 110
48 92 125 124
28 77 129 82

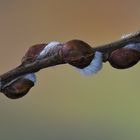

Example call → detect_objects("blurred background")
0 0 140 140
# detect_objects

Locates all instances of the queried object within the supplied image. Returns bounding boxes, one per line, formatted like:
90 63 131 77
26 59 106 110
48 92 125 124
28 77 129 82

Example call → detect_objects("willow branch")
93 31 140 52
0 53 65 87
0 31 140 91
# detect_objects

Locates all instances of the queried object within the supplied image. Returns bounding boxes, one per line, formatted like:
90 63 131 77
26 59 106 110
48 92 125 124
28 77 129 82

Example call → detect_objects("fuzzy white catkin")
121 34 140 51
77 51 103 76
121 33 132 39
24 41 61 84
3 73 37 89
23 73 36 83
37 41 62 59
124 43 140 52
38 42 103 76
24 42 61 82
17 42 61 84
3 42 62 88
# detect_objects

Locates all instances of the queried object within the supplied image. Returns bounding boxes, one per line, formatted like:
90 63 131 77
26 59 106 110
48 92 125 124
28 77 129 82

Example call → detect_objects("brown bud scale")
2 78 34 99
108 48 140 69
61 40 94 68
21 44 46 64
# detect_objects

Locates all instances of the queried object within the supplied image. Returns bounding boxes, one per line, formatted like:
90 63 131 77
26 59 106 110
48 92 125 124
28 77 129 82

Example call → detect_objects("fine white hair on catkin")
24 42 61 85
23 73 36 83
121 33 132 39
2 42 62 88
124 43 140 52
77 51 103 76
121 34 140 52
3 73 36 89
37 41 62 59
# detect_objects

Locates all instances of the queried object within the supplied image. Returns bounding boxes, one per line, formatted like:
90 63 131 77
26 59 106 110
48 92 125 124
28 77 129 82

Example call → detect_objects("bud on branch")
0 31 140 99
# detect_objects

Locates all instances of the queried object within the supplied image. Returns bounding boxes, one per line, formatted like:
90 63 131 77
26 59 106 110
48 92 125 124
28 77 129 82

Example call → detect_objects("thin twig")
93 31 140 52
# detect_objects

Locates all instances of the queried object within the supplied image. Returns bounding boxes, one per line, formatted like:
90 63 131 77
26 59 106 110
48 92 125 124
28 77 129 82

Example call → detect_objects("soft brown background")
0 0 140 140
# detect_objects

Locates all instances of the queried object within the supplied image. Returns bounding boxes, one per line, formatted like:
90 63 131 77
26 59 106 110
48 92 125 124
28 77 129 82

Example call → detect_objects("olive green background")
0 0 140 140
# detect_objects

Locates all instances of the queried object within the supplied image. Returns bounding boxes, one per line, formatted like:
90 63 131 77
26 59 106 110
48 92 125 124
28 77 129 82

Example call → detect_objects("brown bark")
0 31 140 91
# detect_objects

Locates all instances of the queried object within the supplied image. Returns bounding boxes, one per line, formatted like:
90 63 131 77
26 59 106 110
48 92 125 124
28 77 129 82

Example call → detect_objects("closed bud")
61 40 94 68
21 44 46 64
2 74 36 99
108 48 140 69
22 42 62 64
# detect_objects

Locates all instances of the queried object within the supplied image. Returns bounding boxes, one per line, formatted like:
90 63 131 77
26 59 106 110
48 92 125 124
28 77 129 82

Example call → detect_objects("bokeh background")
0 0 140 140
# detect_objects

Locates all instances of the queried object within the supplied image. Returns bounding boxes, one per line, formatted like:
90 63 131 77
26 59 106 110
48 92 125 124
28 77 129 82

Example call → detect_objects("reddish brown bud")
21 44 46 64
108 48 140 69
2 78 35 99
61 40 94 68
